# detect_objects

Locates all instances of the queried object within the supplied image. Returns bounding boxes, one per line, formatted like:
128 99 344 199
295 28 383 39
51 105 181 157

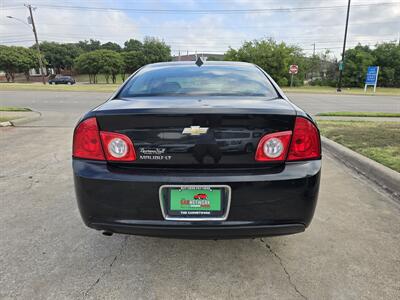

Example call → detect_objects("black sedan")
73 61 321 239
48 75 75 85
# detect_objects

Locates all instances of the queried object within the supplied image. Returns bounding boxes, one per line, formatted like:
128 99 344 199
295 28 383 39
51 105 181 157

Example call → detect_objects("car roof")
144 61 257 69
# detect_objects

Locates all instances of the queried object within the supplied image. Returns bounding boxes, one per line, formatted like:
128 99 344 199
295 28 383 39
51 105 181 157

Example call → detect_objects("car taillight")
255 131 292 161
255 117 320 162
73 117 136 162
287 117 321 161
73 117 105 160
100 131 136 161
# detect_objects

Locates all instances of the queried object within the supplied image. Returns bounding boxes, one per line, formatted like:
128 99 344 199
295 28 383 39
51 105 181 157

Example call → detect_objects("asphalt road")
1 90 400 299
0 90 399 127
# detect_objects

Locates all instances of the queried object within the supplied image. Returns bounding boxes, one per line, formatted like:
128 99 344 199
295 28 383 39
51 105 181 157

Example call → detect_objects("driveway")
0 91 399 299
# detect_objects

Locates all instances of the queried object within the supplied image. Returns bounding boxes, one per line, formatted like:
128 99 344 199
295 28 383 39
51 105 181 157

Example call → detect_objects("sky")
1 0 399 58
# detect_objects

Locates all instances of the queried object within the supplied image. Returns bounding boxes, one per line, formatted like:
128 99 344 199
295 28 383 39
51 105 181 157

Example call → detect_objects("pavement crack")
82 236 129 298
260 238 307 300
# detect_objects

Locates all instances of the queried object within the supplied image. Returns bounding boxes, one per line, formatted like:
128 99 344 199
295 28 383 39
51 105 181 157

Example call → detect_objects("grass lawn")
317 120 400 172
0 82 120 93
283 86 400 96
74 74 127 84
0 106 32 122
0 116 17 122
0 106 31 112
316 112 400 117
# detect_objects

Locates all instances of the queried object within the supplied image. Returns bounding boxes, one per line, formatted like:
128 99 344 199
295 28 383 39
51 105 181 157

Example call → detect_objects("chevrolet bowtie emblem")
182 126 209 136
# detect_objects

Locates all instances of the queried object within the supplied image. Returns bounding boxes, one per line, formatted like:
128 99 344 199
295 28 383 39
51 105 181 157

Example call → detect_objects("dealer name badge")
139 147 171 160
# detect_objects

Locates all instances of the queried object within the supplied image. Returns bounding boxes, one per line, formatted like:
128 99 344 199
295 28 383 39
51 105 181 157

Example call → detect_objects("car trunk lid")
95 96 296 168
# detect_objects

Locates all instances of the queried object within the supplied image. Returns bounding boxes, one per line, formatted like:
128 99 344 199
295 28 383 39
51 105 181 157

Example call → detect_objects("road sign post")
289 65 298 87
364 66 379 93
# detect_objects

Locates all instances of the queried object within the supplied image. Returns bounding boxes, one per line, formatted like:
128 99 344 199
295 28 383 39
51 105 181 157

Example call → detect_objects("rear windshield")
119 64 278 98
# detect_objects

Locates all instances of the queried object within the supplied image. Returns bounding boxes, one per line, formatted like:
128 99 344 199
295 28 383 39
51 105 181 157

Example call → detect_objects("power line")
31 31 397 39
7 20 395 29
31 33 396 45
32 2 400 14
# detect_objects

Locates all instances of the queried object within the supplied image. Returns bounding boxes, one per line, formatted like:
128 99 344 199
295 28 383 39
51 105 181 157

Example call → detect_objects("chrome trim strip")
159 185 232 222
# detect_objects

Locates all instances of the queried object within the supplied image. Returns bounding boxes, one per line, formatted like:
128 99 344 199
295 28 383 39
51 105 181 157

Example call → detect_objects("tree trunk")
24 71 31 81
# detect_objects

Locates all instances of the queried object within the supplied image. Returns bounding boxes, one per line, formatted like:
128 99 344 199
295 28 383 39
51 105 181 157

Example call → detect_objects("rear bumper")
73 159 321 238
90 222 305 239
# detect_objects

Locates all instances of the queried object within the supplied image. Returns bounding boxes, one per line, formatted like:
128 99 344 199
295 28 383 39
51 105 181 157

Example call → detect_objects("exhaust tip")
102 231 113 236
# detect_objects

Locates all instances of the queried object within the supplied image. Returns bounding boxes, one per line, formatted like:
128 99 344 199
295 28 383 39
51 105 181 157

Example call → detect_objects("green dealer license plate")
160 185 231 220
170 188 221 211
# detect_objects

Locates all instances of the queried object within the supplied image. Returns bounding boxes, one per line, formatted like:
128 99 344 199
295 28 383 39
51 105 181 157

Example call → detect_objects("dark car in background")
48 75 75 85
72 61 321 239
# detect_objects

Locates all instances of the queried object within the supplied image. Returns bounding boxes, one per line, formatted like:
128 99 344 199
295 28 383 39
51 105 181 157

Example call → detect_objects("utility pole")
25 4 46 84
337 0 351 92
312 42 316 56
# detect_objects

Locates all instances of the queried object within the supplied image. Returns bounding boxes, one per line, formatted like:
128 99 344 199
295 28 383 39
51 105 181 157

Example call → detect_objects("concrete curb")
0 111 42 127
321 136 400 199
0 121 12 127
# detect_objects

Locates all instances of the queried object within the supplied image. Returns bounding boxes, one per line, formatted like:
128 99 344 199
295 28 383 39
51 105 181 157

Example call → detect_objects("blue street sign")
365 66 379 85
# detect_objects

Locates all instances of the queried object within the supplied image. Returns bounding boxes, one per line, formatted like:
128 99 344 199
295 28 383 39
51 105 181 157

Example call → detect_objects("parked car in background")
48 76 75 85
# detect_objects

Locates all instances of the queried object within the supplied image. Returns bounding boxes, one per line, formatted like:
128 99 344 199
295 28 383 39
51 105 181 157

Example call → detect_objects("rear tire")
67 82 72 85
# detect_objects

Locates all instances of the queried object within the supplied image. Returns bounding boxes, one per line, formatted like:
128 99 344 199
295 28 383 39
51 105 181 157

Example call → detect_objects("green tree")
225 39 304 86
342 44 375 87
39 41 82 74
307 50 338 87
101 42 122 52
142 37 171 64
98 50 124 84
0 46 39 82
74 51 102 83
373 42 400 87
77 39 101 52
121 51 145 80
74 50 123 84
124 39 143 52
120 37 171 80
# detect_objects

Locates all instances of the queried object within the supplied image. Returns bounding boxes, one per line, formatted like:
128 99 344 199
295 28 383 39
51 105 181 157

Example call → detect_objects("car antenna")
195 56 204 67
